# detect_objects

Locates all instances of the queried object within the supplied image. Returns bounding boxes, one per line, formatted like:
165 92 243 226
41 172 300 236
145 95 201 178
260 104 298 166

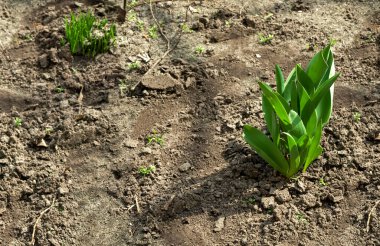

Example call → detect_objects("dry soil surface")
0 0 379 245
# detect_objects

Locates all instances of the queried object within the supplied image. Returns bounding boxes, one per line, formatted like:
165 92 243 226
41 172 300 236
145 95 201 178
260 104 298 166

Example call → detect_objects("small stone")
179 162 191 172
125 139 138 148
0 135 10 144
48 48 59 63
261 196 275 209
275 189 292 203
140 147 152 155
337 150 348 156
38 54 49 68
48 238 60 246
59 100 69 109
213 216 225 232
301 193 317 208
328 190 344 203
58 186 69 195
0 201 6 215
37 139 48 148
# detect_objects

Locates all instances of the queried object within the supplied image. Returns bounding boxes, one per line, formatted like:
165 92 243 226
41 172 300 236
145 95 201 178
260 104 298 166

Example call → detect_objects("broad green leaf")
306 46 329 88
303 121 323 171
283 132 301 177
290 78 299 114
301 73 340 125
262 96 280 146
297 135 310 166
296 65 314 96
275 65 285 95
296 79 311 114
283 68 296 101
243 125 289 176
317 48 336 125
287 110 307 140
305 110 318 137
259 82 291 127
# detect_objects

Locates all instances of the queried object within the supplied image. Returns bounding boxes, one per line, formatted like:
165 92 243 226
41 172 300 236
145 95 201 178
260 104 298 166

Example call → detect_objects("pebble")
58 186 70 195
261 196 275 209
275 189 292 203
179 162 191 172
140 147 152 155
213 216 225 232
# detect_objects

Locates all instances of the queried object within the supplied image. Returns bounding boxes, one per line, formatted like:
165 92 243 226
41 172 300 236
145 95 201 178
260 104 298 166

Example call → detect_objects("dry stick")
366 200 380 233
134 194 141 214
30 197 56 246
144 0 187 75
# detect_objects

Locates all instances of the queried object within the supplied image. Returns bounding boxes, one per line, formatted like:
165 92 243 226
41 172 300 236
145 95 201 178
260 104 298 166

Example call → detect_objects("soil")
0 0 379 245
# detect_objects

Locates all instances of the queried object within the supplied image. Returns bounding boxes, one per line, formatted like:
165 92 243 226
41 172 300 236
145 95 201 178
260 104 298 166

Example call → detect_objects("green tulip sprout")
243 45 340 178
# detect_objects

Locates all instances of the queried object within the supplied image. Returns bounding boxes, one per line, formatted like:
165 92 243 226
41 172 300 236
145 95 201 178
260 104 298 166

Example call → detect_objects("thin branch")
366 200 380 233
30 197 56 245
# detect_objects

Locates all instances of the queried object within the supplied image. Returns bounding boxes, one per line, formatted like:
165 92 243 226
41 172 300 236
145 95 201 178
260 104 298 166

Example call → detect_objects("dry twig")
366 200 380 233
134 194 141 213
30 197 56 246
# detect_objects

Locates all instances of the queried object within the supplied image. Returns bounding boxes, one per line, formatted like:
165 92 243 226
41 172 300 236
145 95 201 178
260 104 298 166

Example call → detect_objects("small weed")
55 86 65 93
329 38 337 47
128 0 139 7
181 23 193 33
65 11 116 57
243 197 256 205
127 10 137 22
258 33 273 44
148 25 158 39
319 177 327 186
267 208 274 214
224 20 231 28
60 38 66 46
353 112 361 122
136 19 145 31
14 117 22 127
138 165 156 176
146 129 164 146
194 45 205 55
295 212 308 223
45 127 54 135
119 80 128 96
128 61 141 71
21 34 33 41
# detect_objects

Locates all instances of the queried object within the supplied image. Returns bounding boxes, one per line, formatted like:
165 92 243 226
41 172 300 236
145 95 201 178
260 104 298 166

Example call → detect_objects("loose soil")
0 0 379 245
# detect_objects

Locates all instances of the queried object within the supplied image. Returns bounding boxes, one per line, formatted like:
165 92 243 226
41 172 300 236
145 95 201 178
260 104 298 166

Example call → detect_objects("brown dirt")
0 0 379 245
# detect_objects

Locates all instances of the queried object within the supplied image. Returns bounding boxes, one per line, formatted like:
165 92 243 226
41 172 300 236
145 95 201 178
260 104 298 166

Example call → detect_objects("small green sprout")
119 80 128 96
136 19 145 31
353 112 361 122
146 130 164 146
319 177 327 186
243 197 256 205
194 45 205 55
224 20 231 28
181 23 193 33
258 33 274 44
60 38 66 46
295 212 308 223
148 25 158 39
128 0 139 7
127 10 137 22
138 165 156 176
45 127 54 135
329 38 337 47
128 61 141 71
55 86 65 93
14 117 22 127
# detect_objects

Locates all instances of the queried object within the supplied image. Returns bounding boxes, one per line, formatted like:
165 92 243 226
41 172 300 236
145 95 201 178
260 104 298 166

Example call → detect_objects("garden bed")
0 0 379 245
